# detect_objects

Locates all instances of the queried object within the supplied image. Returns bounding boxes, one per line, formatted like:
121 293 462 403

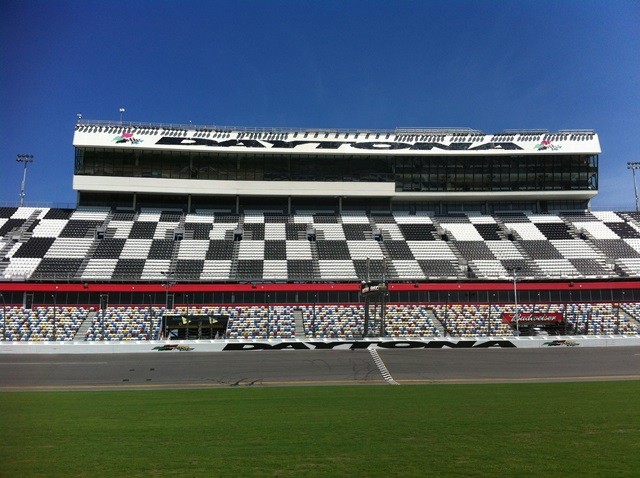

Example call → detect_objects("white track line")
369 348 399 385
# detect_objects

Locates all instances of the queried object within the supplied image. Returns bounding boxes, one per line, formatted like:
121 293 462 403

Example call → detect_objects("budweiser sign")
502 313 564 324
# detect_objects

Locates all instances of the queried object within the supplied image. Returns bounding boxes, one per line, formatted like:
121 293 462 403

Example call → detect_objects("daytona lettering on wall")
155 137 524 152
221 340 516 351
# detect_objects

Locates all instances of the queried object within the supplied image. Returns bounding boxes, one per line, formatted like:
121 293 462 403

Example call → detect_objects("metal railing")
76 119 492 136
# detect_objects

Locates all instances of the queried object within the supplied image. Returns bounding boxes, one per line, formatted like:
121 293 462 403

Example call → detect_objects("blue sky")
1 0 639 209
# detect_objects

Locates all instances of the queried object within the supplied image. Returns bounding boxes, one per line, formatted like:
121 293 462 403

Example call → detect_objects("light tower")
119 107 125 124
161 270 176 340
627 162 640 211
0 293 6 341
509 266 522 335
16 154 34 207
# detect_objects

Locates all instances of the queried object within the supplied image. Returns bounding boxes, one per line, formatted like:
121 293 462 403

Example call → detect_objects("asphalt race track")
1 347 639 390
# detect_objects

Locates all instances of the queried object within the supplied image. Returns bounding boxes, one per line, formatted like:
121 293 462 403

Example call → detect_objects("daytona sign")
222 340 516 351
155 137 524 152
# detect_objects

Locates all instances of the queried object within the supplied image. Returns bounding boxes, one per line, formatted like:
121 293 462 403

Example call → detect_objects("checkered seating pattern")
5 207 640 281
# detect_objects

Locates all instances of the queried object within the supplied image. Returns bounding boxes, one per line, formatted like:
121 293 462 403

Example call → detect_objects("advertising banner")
502 313 564 323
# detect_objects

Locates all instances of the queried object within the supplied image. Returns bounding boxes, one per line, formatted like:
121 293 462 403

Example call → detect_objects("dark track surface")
1 347 639 390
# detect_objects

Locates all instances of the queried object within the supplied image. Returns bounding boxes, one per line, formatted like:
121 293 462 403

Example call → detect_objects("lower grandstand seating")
86 307 160 341
1 306 88 341
1 302 638 341
384 304 440 337
301 304 363 338
565 303 639 335
223 306 295 339
433 304 515 337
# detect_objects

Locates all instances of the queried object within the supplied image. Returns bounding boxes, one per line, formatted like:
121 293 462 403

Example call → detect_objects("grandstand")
1 120 639 342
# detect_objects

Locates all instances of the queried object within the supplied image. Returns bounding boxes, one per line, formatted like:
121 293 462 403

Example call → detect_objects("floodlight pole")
0 293 6 341
161 270 176 340
627 162 640 212
51 294 57 342
489 292 496 337
266 293 271 339
148 294 154 341
119 107 125 124
444 292 450 337
161 271 176 308
379 258 387 337
510 267 521 335
16 154 34 207
312 292 317 338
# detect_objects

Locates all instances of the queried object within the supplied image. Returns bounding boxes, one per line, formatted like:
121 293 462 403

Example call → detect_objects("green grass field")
1 382 639 477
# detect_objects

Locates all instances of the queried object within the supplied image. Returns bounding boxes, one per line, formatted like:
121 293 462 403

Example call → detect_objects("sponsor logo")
221 340 516 351
114 132 143 145
543 340 579 347
503 313 564 323
153 344 194 351
155 137 523 152
534 139 561 151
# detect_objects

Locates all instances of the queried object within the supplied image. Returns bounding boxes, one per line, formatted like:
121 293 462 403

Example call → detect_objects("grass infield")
1 382 639 477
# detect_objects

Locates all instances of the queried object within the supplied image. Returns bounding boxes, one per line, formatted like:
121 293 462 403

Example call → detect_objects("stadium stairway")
292 309 304 337
309 238 321 281
74 237 100 280
0 239 17 277
427 308 446 336
21 209 44 233
619 212 640 232
613 260 630 277
229 239 240 280
496 223 545 279
0 209 43 279
620 308 640 330
367 213 398 279
429 216 446 241
74 310 96 341
445 241 471 279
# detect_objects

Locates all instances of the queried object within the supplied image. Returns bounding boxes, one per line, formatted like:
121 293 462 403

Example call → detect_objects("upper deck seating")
5 207 640 282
